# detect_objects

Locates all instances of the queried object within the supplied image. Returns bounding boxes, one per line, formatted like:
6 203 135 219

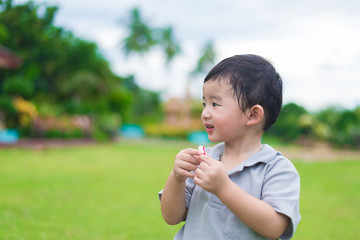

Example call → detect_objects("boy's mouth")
204 124 214 133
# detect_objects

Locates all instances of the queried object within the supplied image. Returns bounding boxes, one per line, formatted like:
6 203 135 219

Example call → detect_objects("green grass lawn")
294 160 360 239
0 140 359 239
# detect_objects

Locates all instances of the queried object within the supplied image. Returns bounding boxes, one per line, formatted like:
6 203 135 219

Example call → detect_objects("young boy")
159 54 301 240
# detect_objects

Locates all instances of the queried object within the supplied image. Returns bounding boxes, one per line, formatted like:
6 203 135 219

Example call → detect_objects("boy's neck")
221 134 263 170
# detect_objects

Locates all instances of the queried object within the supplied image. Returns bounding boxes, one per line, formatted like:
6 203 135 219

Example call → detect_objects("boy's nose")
201 108 211 119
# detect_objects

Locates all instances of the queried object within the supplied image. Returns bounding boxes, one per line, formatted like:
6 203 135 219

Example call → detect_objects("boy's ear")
246 104 264 127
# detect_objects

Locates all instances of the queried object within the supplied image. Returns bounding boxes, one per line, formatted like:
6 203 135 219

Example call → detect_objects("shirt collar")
207 143 280 175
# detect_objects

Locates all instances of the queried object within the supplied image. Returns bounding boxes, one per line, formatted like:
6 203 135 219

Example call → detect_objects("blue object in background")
0 129 19 144
119 124 145 139
187 131 211 145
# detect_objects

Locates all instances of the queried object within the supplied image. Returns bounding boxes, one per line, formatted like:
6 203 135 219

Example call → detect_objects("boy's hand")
173 148 201 182
194 154 230 195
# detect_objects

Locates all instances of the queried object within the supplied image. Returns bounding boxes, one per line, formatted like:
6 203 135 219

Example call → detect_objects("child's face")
201 80 248 143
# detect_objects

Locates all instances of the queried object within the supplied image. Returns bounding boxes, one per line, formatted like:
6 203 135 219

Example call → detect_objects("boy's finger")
177 169 195 179
183 148 202 156
194 167 204 178
199 161 211 172
198 154 217 165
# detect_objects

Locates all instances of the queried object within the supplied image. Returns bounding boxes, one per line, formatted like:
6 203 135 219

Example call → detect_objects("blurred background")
1 0 360 147
1 1 360 239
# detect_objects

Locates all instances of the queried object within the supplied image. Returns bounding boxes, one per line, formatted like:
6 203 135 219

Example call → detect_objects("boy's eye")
202 103 206 108
212 102 218 107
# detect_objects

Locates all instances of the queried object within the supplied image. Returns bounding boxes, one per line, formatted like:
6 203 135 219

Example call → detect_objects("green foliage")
0 1 113 101
160 27 181 63
122 8 157 55
125 88 163 124
144 123 190 139
0 1 163 139
1 0 359 149
0 95 17 128
0 95 16 116
44 128 84 139
316 106 360 148
0 95 37 129
267 102 360 149
190 40 216 76
92 113 121 141
2 75 34 98
121 8 181 63
269 103 308 140
108 87 133 112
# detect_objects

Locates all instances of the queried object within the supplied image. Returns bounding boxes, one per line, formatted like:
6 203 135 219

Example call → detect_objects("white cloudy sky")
16 0 360 111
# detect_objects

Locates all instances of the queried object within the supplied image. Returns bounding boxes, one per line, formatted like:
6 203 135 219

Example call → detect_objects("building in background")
0 46 22 69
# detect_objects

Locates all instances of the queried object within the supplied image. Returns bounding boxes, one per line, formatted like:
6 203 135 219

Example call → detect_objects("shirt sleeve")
158 176 196 208
262 157 301 240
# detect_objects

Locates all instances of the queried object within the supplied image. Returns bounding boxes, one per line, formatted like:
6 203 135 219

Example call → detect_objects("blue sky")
15 0 360 111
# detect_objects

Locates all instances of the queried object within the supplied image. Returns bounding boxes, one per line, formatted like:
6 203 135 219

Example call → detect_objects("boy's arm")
160 170 188 225
217 180 289 239
194 155 288 239
161 148 201 225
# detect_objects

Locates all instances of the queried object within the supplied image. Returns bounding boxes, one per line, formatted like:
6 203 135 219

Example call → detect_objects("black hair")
204 54 283 131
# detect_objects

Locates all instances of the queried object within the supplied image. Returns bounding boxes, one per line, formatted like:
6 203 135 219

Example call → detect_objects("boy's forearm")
160 170 188 225
217 179 288 239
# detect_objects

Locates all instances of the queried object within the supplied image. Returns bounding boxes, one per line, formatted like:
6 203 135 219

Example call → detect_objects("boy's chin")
207 135 222 143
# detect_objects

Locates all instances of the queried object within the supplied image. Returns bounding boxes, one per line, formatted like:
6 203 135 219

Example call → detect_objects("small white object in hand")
198 146 205 155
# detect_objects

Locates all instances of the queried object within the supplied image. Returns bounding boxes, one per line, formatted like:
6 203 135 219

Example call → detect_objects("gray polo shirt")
159 143 301 240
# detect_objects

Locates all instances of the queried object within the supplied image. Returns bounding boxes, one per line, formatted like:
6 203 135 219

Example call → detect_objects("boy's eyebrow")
202 95 222 101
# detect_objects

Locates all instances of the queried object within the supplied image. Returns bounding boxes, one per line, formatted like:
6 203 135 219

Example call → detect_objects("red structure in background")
0 46 22 69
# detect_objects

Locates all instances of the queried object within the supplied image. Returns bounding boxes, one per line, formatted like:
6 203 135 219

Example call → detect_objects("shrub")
31 115 91 139
3 75 35 98
144 123 199 139
91 113 121 141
